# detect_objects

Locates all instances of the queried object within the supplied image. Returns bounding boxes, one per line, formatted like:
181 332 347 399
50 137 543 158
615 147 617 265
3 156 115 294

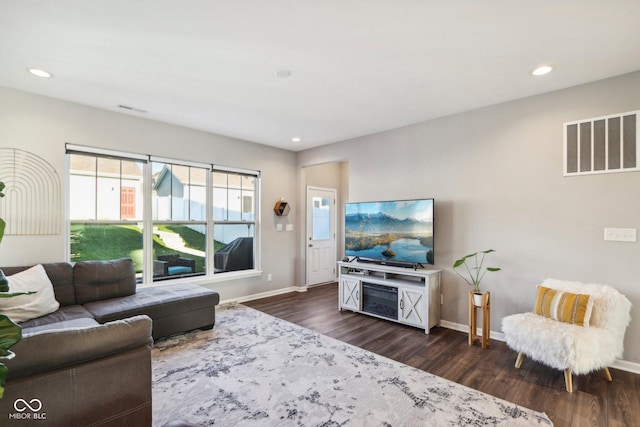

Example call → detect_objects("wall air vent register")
564 110 639 176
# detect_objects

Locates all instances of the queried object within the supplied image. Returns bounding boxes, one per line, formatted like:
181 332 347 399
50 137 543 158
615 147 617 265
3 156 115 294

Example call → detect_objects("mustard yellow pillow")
533 285 593 327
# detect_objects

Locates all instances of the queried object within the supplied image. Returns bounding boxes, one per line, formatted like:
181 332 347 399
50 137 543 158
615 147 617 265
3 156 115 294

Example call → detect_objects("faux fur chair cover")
502 278 631 375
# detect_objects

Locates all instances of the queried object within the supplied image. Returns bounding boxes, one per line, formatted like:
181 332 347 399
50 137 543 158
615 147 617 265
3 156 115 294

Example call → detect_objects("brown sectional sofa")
0 258 220 427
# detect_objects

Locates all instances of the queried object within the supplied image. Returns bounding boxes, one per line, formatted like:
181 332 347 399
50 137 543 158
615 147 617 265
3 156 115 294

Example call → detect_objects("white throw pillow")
0 264 60 323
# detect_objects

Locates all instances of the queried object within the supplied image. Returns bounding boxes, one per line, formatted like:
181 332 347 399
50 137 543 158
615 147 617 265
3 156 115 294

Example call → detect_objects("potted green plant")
452 249 501 306
0 181 36 398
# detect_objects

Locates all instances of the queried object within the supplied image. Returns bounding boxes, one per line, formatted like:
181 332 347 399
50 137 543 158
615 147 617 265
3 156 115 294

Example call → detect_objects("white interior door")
306 187 337 286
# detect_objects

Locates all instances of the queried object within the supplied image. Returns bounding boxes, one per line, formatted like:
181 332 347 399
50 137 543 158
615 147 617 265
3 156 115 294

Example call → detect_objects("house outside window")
151 161 207 281
212 171 256 273
121 187 136 219
67 145 260 284
69 153 146 280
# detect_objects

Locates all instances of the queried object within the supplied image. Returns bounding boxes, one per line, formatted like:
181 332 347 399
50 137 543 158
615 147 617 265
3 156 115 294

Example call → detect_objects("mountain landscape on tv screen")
345 211 433 264
346 212 432 233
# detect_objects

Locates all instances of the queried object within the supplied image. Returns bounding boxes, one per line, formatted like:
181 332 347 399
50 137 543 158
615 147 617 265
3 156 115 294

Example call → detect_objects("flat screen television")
345 198 434 268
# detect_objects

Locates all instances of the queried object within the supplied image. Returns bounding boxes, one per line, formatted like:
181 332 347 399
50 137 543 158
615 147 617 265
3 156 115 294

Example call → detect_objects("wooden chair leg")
564 369 573 393
603 367 613 382
515 352 525 369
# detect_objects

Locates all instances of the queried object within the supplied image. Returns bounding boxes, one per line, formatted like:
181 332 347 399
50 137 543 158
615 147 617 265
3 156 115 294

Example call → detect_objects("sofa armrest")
6 315 153 380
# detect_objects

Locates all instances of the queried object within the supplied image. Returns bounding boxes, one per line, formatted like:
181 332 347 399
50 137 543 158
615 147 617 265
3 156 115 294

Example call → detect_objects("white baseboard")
438 320 640 375
219 286 306 305
610 359 640 375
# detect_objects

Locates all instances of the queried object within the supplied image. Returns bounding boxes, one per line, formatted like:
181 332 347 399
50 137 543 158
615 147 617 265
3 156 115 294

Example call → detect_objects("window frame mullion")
142 161 154 285
206 170 214 275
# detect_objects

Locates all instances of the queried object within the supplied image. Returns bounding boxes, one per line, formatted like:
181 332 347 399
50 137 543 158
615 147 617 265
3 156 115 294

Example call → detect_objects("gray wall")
2 70 639 364
0 86 299 300
298 71 640 364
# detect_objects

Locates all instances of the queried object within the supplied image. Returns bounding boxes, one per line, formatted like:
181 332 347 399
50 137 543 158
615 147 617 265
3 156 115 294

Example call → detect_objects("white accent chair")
501 278 631 392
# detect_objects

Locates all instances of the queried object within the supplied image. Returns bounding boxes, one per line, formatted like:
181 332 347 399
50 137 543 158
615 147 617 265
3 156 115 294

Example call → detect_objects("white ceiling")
1 1 640 151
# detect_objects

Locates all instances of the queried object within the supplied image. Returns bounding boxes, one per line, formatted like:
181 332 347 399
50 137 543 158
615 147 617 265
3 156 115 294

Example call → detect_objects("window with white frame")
212 170 256 273
67 145 260 283
69 152 146 280
151 160 208 281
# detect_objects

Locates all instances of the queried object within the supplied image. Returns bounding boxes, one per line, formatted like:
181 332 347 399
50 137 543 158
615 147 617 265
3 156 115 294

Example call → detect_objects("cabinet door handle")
356 290 359 300
400 299 404 310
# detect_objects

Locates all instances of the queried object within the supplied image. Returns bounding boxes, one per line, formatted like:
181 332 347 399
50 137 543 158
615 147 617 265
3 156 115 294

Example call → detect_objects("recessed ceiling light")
532 65 553 76
27 68 53 78
291 137 301 142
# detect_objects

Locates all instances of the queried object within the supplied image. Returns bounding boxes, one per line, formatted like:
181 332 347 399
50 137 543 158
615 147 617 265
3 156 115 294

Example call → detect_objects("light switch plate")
285 224 293 231
276 224 283 231
604 228 637 242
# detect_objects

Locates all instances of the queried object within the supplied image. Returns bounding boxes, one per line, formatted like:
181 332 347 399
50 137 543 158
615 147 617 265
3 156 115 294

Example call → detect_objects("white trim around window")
66 143 149 162
66 144 261 285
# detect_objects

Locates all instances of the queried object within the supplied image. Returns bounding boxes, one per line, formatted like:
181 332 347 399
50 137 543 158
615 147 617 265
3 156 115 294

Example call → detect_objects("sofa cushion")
22 317 100 335
5 315 153 380
1 262 76 306
74 258 136 304
533 285 593 327
19 305 95 329
83 283 219 330
0 264 60 323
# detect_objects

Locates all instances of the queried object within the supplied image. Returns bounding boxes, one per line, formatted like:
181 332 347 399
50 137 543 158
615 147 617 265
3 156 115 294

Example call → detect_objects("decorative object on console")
453 249 501 306
273 197 290 216
502 278 631 392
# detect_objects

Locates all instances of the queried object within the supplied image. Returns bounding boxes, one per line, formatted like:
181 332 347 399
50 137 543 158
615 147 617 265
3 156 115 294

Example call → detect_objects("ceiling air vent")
564 111 639 176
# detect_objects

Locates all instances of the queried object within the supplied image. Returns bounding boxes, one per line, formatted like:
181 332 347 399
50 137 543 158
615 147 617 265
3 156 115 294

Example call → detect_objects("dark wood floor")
244 283 640 427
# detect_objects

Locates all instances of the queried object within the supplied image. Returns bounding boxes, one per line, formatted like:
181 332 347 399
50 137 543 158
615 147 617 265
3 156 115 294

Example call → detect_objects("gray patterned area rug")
152 304 552 426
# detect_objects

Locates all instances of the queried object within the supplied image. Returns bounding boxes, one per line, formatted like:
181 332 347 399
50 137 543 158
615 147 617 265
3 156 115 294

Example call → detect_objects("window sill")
138 269 263 288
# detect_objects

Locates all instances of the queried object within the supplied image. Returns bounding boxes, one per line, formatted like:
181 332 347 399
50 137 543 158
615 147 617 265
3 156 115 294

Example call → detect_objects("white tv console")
338 261 441 334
